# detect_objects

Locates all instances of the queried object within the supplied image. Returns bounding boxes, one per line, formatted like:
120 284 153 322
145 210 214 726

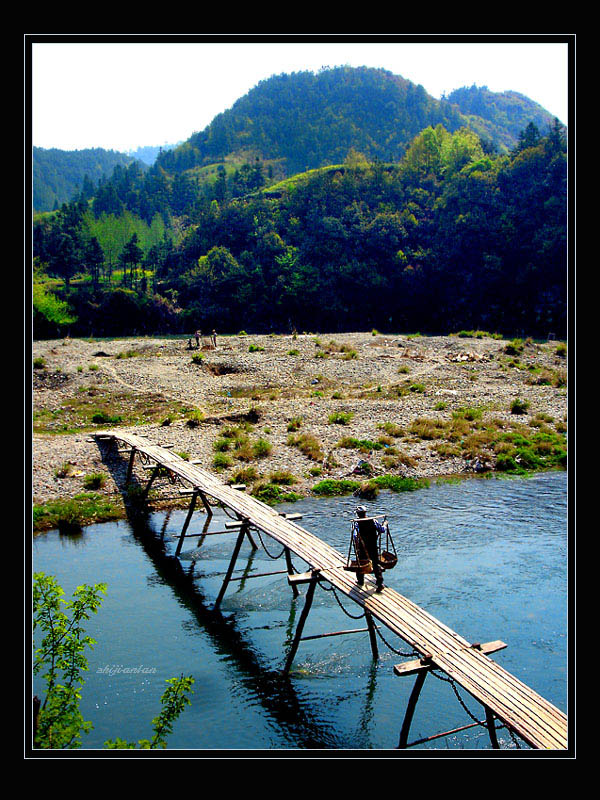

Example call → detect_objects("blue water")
32 471 568 751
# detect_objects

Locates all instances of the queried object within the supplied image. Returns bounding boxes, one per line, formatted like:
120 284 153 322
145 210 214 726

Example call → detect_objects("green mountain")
446 84 559 151
33 147 140 214
32 66 567 340
156 67 560 179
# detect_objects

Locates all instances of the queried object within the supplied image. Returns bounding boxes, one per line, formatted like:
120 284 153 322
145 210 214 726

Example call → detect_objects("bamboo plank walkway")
97 430 568 750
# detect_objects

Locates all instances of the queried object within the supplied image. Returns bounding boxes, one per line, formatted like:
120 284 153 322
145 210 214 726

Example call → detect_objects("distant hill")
446 85 558 151
126 142 180 166
156 66 562 179
33 147 140 214
157 66 467 176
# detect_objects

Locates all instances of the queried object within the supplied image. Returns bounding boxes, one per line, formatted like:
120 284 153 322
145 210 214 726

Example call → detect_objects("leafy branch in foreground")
103 675 195 749
33 572 106 749
32 573 194 750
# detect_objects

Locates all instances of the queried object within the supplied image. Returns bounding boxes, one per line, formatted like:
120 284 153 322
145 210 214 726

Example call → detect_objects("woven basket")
379 550 398 570
344 559 373 575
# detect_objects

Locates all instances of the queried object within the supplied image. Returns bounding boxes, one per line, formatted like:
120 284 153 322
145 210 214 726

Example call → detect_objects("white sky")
30 38 571 153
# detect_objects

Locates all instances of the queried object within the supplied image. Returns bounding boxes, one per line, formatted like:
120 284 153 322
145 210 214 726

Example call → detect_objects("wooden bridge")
96 430 568 751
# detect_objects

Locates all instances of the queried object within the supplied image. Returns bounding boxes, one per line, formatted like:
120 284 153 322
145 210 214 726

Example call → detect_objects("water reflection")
32 471 567 751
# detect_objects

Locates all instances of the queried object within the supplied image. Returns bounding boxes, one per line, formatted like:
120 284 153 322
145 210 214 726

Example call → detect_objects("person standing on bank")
354 505 384 592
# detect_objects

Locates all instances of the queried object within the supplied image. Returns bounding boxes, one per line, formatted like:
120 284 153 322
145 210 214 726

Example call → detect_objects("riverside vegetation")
33 69 566 343
32 330 567 532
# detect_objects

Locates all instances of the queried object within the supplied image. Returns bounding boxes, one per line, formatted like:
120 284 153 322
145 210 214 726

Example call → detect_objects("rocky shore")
31 331 568 518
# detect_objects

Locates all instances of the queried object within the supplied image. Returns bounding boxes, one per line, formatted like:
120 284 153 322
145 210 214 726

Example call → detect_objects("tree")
515 121 542 152
103 676 195 749
33 573 106 748
33 284 77 338
32 573 195 750
84 236 105 288
119 233 144 288
48 231 81 288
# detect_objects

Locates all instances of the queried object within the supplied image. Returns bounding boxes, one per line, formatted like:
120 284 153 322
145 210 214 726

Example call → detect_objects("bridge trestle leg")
398 668 428 749
125 447 137 486
215 520 250 608
365 611 379 661
284 547 299 597
484 705 500 749
283 571 319 674
175 490 198 557
197 491 213 520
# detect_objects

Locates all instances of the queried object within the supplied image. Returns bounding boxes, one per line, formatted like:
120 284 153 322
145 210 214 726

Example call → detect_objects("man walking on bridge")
354 505 384 592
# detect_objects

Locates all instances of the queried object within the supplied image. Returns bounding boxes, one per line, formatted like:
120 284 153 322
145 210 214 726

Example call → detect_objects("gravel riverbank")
32 331 568 514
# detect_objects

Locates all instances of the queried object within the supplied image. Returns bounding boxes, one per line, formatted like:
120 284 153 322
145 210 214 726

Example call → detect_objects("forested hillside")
33 147 141 213
33 113 567 340
157 67 468 176
447 85 558 152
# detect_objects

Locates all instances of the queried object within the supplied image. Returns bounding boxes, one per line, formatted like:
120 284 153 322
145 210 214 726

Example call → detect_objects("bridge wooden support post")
142 464 162 500
283 571 319 674
215 519 250 608
365 611 379 661
284 547 299 597
243 527 259 550
197 491 213 520
484 705 500 749
175 490 198 557
125 447 137 486
398 668 428 749
394 641 508 749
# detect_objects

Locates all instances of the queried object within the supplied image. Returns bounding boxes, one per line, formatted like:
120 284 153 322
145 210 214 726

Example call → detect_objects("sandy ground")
31 331 567 509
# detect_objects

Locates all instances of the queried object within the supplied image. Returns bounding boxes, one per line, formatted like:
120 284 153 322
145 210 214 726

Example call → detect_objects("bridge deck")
97 430 568 750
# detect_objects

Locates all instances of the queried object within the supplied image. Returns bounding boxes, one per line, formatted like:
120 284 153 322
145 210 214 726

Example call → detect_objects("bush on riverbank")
33 493 122 532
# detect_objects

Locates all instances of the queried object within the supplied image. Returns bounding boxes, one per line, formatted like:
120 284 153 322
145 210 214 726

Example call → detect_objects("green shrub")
268 470 298 485
251 483 301 505
82 472 106 490
453 406 483 421
288 433 324 461
379 421 404 438
312 479 361 496
511 398 529 415
212 452 232 470
253 438 272 458
370 475 429 492
186 410 204 428
91 411 122 425
248 344 264 352
287 417 302 432
504 339 524 356
338 437 383 453
33 357 46 369
32 493 121 532
496 453 518 471
328 411 354 425
191 353 204 364
231 466 259 484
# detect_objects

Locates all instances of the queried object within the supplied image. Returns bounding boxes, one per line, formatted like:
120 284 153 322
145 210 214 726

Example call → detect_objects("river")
32 471 568 752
